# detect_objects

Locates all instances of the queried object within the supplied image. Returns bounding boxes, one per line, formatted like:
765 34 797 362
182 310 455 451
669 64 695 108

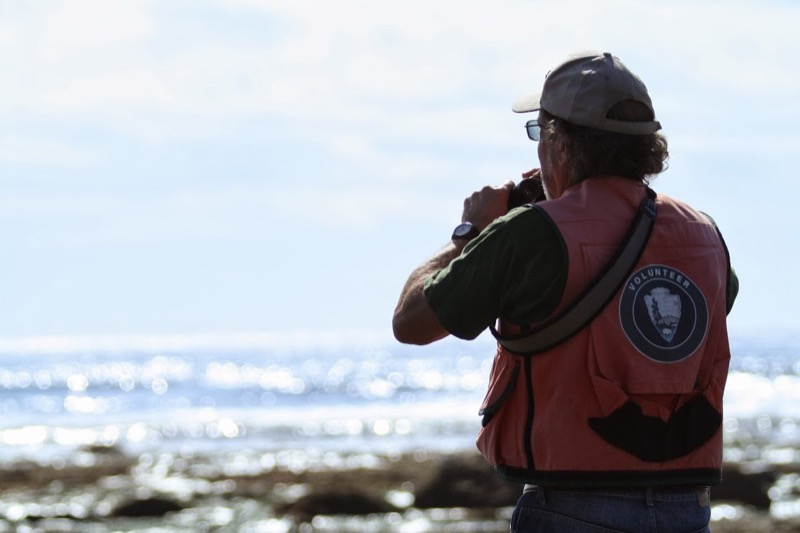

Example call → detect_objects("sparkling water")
0 330 797 465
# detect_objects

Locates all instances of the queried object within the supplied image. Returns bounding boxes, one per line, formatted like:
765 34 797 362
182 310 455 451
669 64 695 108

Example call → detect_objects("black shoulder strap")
491 187 657 355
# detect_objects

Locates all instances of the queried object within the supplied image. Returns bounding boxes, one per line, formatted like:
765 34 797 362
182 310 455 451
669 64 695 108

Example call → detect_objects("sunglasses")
525 120 541 142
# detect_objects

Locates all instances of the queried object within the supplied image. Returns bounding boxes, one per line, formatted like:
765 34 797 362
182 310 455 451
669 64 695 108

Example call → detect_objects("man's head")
514 51 668 191
513 51 661 135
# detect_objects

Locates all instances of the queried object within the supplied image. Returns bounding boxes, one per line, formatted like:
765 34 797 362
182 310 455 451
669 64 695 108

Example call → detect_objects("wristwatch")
452 222 480 242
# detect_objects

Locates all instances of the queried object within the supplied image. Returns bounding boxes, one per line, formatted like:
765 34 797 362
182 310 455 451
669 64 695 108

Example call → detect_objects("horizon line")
0 329 401 355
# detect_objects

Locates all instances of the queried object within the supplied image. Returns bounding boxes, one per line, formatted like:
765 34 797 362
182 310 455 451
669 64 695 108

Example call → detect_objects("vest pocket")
586 328 722 462
589 313 704 395
479 358 520 427
476 353 528 469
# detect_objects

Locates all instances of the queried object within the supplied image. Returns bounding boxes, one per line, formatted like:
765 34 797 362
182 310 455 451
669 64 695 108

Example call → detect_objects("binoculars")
508 177 546 209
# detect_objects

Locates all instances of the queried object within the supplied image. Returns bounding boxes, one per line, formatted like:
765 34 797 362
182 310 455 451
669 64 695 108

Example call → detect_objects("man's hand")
461 181 515 230
521 168 542 180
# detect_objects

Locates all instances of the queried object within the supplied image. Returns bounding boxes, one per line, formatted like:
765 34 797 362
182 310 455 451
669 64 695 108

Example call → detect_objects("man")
393 51 738 532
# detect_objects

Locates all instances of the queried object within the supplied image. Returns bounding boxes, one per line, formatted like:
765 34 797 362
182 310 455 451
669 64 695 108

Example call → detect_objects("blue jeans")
511 485 711 532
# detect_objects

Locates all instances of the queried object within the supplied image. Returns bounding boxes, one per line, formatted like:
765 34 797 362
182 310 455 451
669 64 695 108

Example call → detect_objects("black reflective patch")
588 397 721 462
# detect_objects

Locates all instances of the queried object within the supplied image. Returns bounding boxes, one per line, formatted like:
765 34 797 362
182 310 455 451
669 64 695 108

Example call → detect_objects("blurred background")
1 1 799 531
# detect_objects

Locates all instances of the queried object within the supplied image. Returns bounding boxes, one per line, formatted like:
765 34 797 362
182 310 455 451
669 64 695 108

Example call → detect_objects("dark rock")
712 464 778 509
79 443 126 456
413 454 520 509
111 496 184 517
278 488 396 523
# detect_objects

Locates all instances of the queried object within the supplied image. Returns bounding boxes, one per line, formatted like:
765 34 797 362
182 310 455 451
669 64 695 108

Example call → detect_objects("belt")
523 484 711 507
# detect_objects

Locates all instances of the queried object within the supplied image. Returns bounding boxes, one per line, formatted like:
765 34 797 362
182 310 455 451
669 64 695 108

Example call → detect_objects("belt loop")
697 487 710 508
645 487 654 507
522 484 546 505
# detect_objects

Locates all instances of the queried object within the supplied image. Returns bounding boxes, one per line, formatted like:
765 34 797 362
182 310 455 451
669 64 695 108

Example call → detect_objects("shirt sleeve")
423 206 567 340
699 211 738 315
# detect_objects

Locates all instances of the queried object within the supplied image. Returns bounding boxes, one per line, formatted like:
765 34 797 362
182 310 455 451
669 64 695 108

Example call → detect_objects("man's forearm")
393 180 513 345
392 241 466 345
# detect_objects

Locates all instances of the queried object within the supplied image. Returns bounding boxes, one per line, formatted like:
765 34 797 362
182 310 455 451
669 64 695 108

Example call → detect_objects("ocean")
0 332 800 460
1 331 799 462
0 330 798 530
0 331 501 464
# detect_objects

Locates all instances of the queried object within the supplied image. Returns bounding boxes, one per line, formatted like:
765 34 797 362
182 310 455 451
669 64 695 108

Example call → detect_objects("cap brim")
512 92 541 113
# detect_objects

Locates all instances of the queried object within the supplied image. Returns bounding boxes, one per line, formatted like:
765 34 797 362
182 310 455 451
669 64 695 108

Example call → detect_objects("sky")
0 0 798 345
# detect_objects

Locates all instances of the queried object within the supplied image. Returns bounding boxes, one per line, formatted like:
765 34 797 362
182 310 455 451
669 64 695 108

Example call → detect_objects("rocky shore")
0 445 799 532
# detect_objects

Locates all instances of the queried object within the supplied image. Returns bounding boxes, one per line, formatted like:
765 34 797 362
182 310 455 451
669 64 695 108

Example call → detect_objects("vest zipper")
524 355 535 470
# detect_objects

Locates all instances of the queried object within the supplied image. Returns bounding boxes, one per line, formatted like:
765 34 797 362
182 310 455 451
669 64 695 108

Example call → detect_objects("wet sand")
1 445 799 532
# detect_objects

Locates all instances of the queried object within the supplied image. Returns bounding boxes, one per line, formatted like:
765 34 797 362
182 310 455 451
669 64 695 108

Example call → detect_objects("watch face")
453 222 477 240
454 223 472 237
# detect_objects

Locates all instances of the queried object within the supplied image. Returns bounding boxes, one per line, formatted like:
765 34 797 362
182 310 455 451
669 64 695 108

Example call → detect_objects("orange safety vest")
477 177 732 487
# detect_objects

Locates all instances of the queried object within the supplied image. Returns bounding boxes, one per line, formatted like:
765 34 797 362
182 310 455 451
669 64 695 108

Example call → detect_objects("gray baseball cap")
512 51 661 135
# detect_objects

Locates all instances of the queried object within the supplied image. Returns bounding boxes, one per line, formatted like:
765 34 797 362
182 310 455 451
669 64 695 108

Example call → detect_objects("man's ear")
555 135 570 164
